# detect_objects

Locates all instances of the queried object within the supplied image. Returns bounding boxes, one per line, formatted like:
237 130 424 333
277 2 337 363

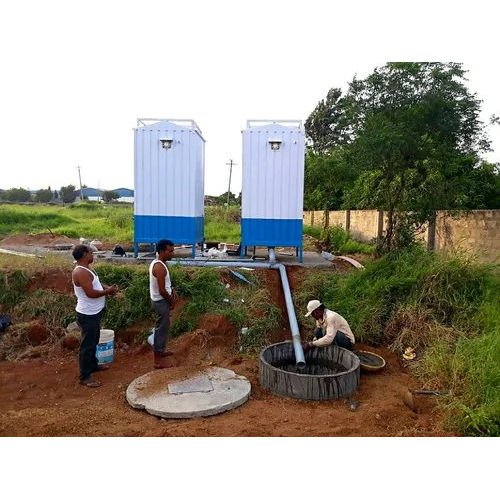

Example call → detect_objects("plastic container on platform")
241 120 305 261
96 329 115 364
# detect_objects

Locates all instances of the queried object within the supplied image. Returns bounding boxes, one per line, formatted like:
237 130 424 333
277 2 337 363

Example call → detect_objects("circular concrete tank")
260 342 360 400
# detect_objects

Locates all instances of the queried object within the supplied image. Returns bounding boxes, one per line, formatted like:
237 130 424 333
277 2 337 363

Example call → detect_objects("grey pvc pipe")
166 258 306 368
268 247 276 263
277 264 305 369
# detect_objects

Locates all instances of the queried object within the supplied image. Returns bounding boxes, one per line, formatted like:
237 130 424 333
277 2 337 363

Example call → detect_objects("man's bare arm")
73 269 115 298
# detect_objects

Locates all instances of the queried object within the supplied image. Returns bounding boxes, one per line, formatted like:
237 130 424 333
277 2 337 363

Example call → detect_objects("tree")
60 184 76 204
35 186 53 203
2 187 32 202
304 149 357 210
469 162 500 209
305 88 351 153
334 63 491 252
102 190 119 203
217 191 238 205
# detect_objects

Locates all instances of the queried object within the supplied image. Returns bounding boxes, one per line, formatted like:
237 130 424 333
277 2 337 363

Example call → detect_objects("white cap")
305 299 322 317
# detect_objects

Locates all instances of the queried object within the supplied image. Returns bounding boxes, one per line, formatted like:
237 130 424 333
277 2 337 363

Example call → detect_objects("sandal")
93 365 110 371
80 378 102 388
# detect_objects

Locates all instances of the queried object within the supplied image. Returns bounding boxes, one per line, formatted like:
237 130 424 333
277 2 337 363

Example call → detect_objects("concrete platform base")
126 367 251 419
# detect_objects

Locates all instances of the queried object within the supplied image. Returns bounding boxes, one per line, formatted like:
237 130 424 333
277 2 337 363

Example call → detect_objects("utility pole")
77 165 83 201
225 159 237 208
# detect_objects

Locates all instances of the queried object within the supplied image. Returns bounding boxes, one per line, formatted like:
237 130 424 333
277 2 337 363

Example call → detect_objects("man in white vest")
72 244 118 387
303 300 355 352
149 239 178 369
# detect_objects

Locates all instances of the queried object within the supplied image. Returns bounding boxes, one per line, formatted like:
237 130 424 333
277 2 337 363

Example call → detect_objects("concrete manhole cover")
126 367 251 419
168 375 214 394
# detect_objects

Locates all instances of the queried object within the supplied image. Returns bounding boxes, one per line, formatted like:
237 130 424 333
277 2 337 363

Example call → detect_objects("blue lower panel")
241 218 302 247
134 215 204 245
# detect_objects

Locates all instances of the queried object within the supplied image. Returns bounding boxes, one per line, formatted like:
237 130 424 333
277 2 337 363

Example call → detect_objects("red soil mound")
28 270 73 294
1 233 77 246
27 320 48 346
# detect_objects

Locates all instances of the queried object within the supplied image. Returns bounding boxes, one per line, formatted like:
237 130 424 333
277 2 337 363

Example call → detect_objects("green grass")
303 225 376 255
204 206 241 242
2 204 377 252
0 203 244 244
303 225 322 239
321 225 376 255
0 269 29 308
0 203 134 242
14 289 76 330
0 259 282 358
167 265 281 351
294 246 499 436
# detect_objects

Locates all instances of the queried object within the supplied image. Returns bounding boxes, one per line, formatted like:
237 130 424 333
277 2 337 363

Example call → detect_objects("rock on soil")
66 322 80 335
62 334 80 350
28 321 48 346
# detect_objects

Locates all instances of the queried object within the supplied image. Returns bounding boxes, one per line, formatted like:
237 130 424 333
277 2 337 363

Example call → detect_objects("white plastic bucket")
96 329 114 364
147 330 154 347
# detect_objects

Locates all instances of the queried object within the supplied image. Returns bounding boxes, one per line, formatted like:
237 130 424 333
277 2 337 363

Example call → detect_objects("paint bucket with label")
96 329 114 364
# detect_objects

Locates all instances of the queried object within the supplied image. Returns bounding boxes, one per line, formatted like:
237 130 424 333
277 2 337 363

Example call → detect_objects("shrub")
0 270 29 308
303 225 322 239
14 289 75 331
294 246 499 435
321 225 376 255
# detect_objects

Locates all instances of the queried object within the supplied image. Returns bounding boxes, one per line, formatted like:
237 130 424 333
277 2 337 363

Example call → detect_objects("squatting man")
302 300 356 352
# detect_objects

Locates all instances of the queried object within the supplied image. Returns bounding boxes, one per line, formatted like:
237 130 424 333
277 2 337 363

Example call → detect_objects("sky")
0 0 498 196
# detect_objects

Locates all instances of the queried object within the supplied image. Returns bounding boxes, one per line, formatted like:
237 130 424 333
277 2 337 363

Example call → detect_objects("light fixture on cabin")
268 138 282 151
159 137 173 149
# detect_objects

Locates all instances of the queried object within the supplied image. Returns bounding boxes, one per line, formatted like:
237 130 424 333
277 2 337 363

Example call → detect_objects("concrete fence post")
345 210 351 233
427 212 437 251
324 210 330 228
377 210 384 241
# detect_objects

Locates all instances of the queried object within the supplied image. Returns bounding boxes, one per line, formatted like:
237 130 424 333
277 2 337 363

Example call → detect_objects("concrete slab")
168 375 213 394
126 367 251 419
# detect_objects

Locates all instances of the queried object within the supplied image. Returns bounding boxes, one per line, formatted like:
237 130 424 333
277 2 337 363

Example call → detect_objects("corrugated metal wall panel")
134 215 204 244
241 218 302 246
134 120 205 246
241 124 304 220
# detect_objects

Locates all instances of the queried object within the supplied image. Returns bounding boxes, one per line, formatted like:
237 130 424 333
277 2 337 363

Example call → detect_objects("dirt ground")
0 232 120 254
0 233 78 246
0 332 452 437
0 265 453 436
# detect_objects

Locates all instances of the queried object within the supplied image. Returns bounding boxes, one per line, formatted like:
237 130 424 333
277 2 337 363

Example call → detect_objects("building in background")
75 187 102 201
113 188 134 203
73 187 134 202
